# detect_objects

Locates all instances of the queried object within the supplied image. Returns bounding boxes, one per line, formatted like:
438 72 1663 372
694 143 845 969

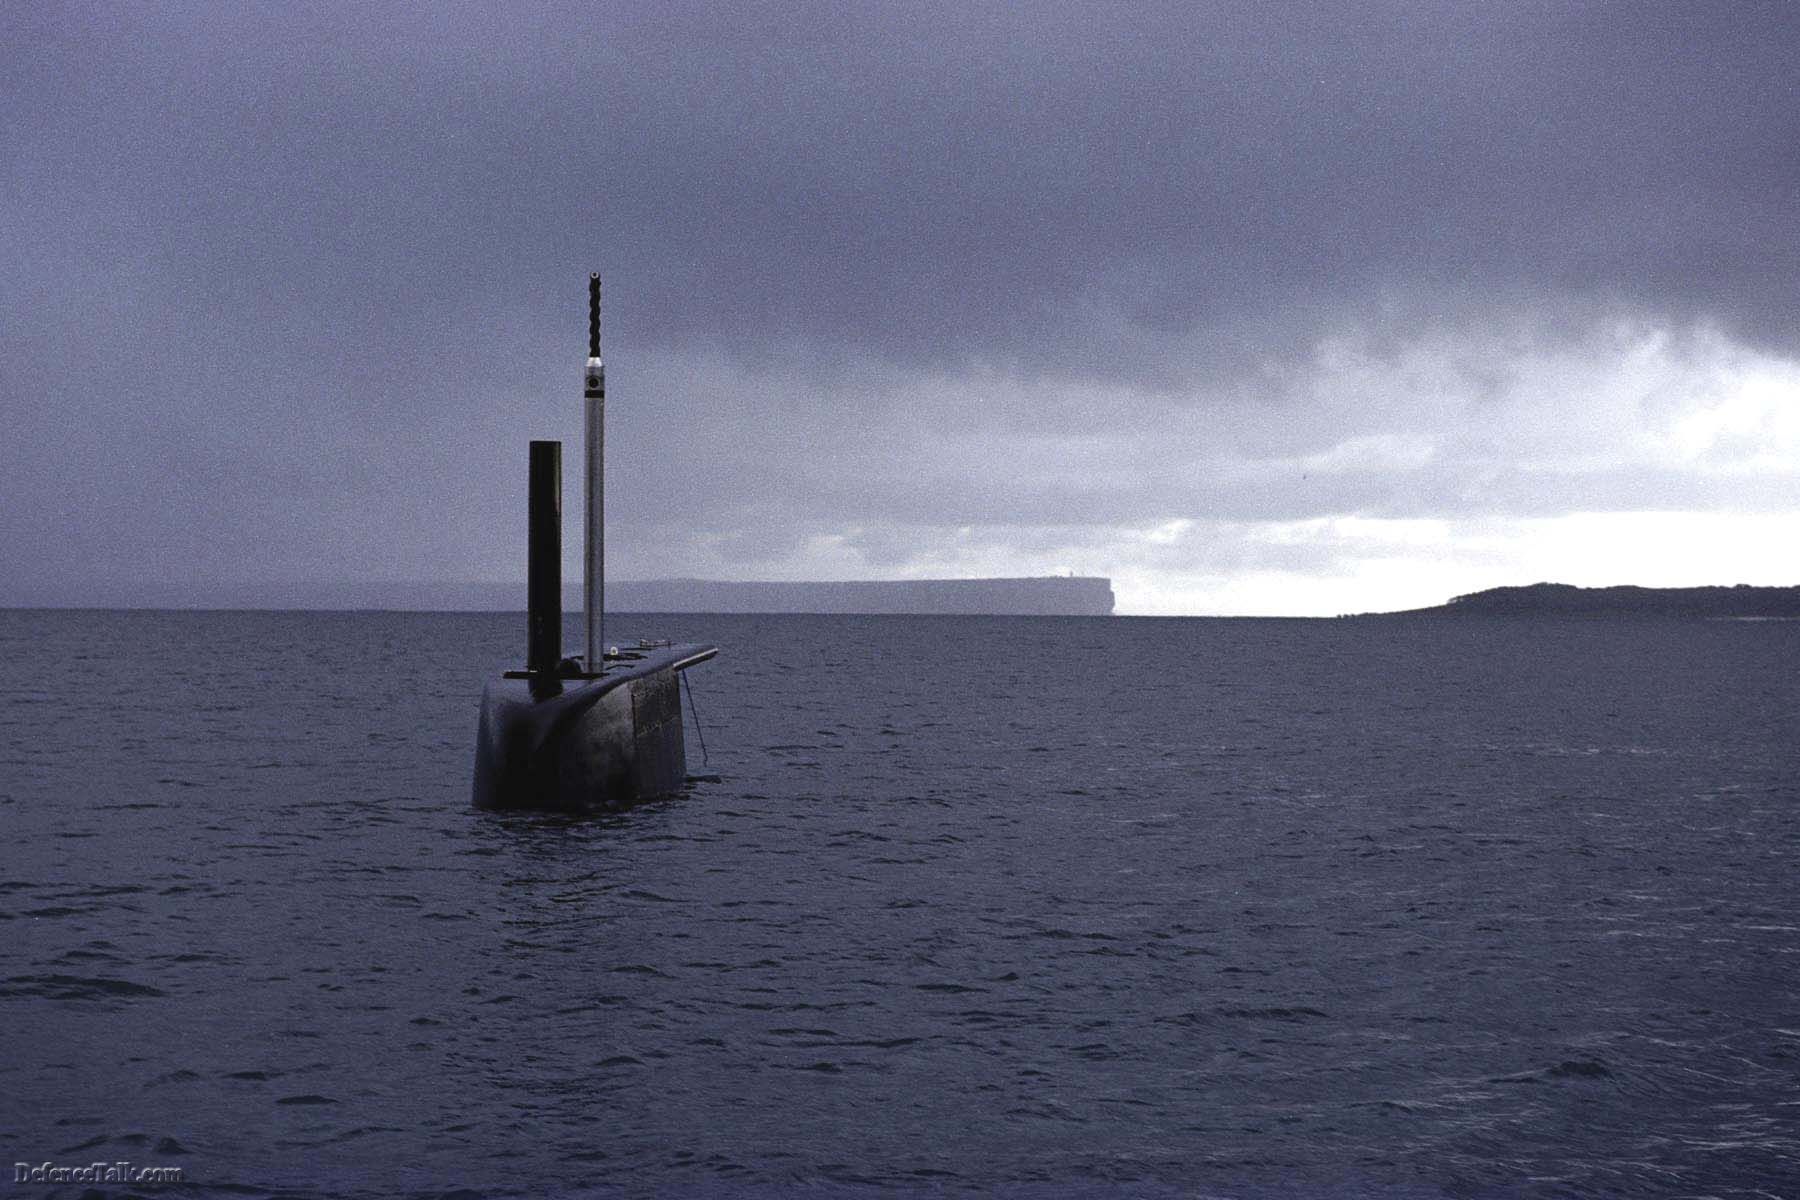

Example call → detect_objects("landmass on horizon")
13 579 1800 619
1 576 1116 616
1375 582 1800 619
602 576 1115 616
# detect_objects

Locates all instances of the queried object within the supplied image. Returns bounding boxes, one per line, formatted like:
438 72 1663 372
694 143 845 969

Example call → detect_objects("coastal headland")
605 576 1116 616
0 576 1117 615
1377 582 1800 619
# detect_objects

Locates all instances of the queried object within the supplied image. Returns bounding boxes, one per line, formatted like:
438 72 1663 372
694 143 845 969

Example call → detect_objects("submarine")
472 274 717 812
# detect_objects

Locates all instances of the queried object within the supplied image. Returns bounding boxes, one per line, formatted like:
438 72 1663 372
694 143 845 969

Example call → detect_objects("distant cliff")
607 576 1116 616
1391 582 1800 618
0 576 1115 614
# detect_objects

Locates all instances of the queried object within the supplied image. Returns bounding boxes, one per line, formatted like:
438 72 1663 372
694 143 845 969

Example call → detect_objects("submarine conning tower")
471 272 718 813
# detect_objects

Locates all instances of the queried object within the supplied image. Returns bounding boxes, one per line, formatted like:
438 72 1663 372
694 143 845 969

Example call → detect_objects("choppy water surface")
1 610 1796 1199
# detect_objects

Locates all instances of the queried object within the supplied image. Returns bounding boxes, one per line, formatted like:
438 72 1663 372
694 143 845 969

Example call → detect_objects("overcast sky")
4 2 1797 614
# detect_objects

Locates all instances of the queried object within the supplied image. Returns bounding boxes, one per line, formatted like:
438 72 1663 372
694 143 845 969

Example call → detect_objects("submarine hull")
473 642 716 813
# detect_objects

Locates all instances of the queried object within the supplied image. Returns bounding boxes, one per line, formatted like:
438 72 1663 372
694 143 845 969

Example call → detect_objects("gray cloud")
3 2 1797 608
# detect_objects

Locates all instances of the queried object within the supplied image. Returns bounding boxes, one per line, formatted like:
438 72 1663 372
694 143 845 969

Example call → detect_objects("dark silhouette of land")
1379 583 1800 619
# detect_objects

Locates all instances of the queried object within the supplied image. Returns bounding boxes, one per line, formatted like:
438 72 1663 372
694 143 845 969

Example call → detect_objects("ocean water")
0 609 1796 1199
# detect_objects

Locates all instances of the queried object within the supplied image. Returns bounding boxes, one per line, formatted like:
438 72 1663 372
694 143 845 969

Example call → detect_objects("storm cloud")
4 2 1797 612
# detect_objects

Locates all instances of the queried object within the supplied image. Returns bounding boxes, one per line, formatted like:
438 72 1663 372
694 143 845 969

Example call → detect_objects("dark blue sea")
2 609 1797 1199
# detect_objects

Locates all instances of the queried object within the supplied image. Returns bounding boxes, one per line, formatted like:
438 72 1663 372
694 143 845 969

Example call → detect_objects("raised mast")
583 273 605 674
